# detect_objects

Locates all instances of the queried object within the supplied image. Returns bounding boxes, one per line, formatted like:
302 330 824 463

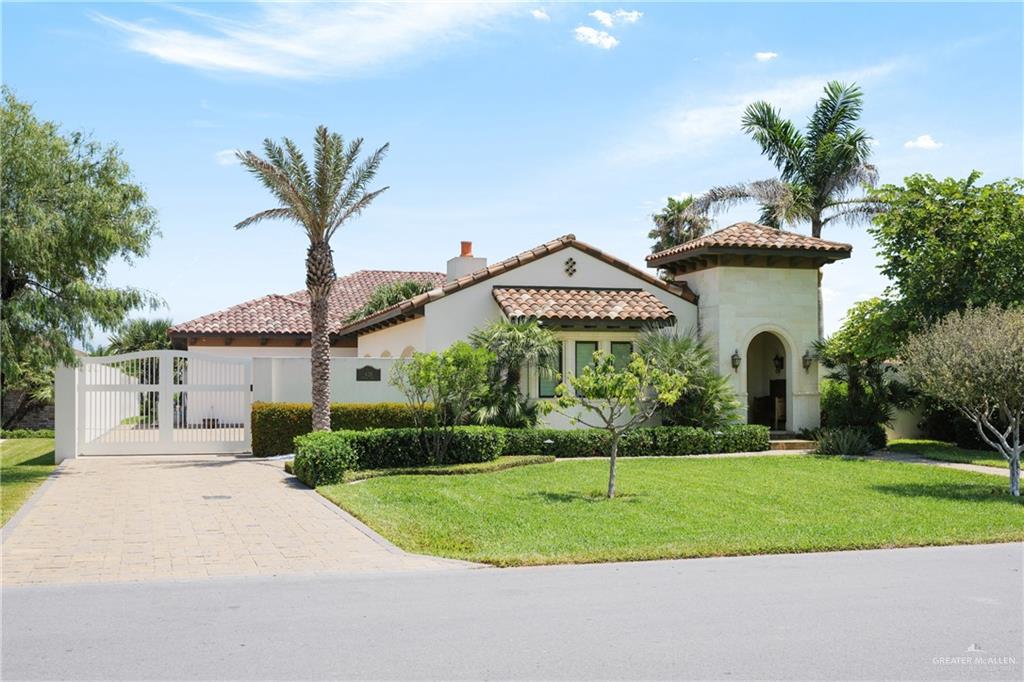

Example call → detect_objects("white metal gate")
77 350 252 455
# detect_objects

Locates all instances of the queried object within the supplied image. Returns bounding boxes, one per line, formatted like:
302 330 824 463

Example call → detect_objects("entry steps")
769 431 817 452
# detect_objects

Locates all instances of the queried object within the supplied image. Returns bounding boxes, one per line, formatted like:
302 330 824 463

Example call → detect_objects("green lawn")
1 438 55 526
320 456 1024 566
889 439 1008 469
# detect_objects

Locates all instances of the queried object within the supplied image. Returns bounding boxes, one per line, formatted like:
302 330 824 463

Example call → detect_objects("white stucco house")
168 222 851 433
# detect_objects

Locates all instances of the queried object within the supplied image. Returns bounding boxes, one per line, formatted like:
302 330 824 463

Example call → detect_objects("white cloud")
611 60 902 164
94 3 520 79
574 25 618 49
754 51 778 62
214 149 239 166
531 8 549 21
903 134 943 150
589 9 641 27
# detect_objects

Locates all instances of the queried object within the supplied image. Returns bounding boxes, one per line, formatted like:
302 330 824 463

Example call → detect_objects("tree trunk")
1010 456 1020 498
811 214 824 339
306 241 336 432
607 434 619 499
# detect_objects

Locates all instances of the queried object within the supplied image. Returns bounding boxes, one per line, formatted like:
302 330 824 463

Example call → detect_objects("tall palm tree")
689 81 878 237
236 127 389 431
648 195 710 253
686 81 879 335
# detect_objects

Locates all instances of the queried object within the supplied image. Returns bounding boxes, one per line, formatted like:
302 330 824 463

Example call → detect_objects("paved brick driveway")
2 456 470 585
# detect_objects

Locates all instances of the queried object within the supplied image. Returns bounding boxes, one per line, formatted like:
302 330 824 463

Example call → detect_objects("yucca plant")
236 127 389 431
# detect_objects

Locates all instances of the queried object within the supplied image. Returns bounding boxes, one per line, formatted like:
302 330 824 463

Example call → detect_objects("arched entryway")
746 331 788 431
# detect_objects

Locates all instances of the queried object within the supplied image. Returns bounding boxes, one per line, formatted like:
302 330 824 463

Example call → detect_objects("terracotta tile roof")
493 287 675 323
337 234 698 336
168 270 446 336
646 222 852 264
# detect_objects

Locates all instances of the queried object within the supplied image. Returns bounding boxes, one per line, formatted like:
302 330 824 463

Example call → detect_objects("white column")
54 364 79 463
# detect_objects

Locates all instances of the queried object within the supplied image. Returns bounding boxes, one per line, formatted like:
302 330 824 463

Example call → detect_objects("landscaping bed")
1 438 55 526
319 455 1024 566
888 439 1008 469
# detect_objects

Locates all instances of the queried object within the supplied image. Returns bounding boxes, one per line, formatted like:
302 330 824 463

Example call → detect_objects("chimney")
446 241 487 282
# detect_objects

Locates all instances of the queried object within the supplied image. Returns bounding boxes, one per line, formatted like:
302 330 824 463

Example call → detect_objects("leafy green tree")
635 328 740 429
902 306 1024 496
389 342 494 463
1 87 158 424
345 280 435 323
686 81 879 336
469 319 560 428
868 172 1024 340
236 127 389 432
546 351 685 498
649 196 710 253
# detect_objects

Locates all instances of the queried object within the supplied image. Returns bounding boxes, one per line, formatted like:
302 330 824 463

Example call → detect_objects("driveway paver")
2 455 469 586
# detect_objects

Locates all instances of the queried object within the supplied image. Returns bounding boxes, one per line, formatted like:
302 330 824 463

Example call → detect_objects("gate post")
158 351 174 446
54 364 79 463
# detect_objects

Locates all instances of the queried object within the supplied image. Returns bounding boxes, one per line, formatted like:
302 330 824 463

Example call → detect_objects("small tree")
389 341 493 464
901 306 1024 496
546 351 685 498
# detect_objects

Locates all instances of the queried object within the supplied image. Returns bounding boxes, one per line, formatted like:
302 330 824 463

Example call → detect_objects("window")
575 341 599 378
538 345 563 398
611 341 633 370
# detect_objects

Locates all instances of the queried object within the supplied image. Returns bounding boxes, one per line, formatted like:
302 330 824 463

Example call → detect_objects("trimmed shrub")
498 424 769 458
1 428 55 439
251 402 428 456
714 424 771 453
815 427 874 456
292 426 506 485
292 431 359 487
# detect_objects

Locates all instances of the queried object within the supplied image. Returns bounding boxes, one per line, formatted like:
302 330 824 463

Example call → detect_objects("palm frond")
807 81 864 149
233 207 296 230
235 151 315 230
741 101 805 180
820 198 886 227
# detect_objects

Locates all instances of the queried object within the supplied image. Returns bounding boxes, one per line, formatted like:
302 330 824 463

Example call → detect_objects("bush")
251 402 428 456
1 428 55 439
292 431 358 487
815 427 875 456
292 426 506 485
498 424 769 457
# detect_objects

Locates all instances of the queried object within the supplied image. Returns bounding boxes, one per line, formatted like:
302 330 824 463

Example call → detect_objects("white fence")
56 350 252 460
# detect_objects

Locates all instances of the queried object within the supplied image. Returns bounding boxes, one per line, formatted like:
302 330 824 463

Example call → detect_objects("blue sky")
4 2 1022 341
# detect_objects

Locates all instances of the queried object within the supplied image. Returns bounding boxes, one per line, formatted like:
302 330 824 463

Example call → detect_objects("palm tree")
236 127 389 431
686 81 879 336
106 318 173 354
344 280 434 323
648 195 710 253
469 319 560 427
689 81 878 236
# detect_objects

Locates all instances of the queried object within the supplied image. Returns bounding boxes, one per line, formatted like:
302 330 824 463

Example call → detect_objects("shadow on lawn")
527 490 644 504
873 483 1021 504
14 450 55 467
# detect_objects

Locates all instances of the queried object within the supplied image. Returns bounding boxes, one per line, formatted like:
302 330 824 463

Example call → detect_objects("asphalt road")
3 543 1021 681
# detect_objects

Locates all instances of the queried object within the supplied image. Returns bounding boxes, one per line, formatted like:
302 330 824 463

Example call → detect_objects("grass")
342 455 555 482
319 455 1024 566
284 455 554 480
1 438 55 526
889 439 1009 469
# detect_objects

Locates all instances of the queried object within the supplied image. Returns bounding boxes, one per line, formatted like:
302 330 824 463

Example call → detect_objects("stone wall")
2 391 55 429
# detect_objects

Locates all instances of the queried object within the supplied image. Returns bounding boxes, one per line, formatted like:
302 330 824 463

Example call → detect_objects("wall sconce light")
731 350 741 371
773 354 784 374
802 350 813 371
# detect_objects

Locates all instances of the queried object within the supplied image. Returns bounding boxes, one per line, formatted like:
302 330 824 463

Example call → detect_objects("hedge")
292 426 505 486
251 402 429 456
291 423 771 487
499 424 769 458
1 428 55 439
